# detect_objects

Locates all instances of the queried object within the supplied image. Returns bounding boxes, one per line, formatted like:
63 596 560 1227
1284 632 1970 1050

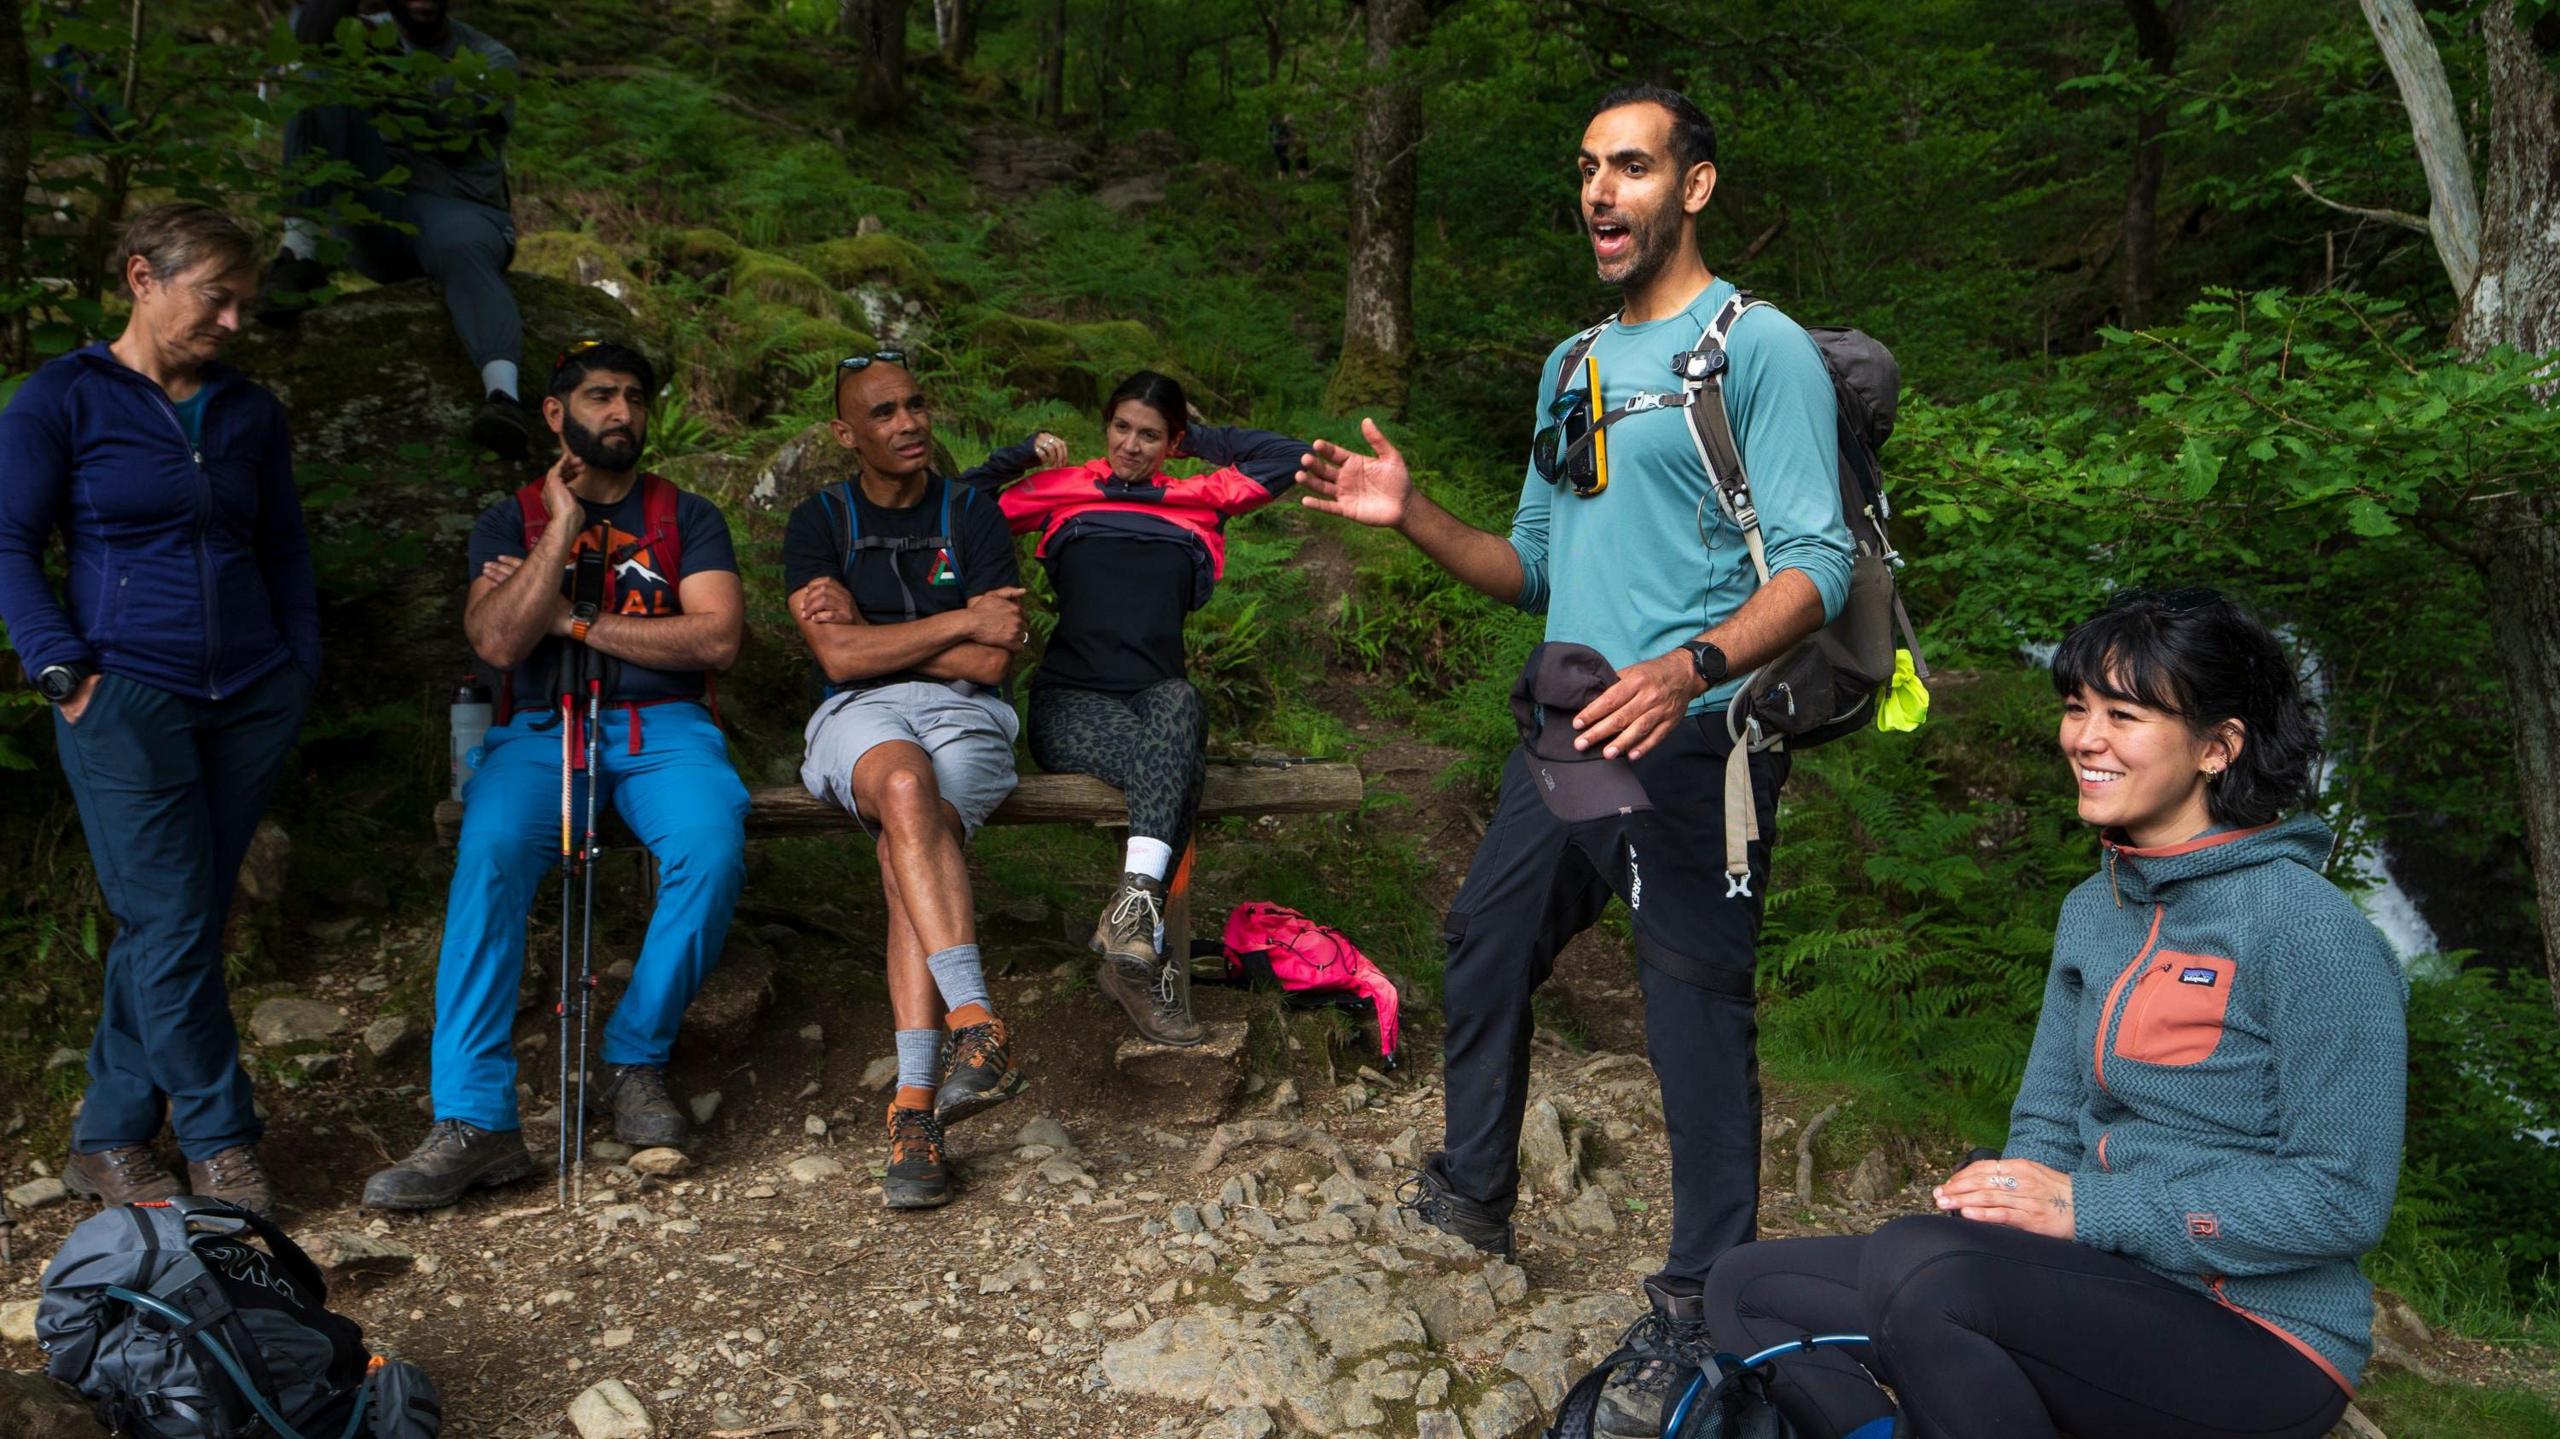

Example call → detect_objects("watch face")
38 667 77 701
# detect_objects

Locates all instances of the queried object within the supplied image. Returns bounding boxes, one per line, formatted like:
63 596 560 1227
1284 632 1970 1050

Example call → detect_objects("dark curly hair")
2051 588 2323 828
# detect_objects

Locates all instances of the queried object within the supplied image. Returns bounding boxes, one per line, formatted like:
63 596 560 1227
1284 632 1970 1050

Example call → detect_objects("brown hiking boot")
186 1145 276 1220
883 1103 952 1210
1089 871 1165 970
935 1017 1027 1125
1093 873 1203 1046
63 1144 183 1206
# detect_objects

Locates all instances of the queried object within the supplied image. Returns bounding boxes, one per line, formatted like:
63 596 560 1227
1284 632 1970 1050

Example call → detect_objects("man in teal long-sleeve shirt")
1303 84 1852 1438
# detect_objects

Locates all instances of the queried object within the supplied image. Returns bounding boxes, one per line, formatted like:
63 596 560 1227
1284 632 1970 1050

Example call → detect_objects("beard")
1595 197 1689 291
562 412 645 472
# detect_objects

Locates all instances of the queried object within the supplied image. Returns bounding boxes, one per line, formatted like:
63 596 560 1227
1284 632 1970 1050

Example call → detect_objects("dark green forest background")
2 0 2557 1423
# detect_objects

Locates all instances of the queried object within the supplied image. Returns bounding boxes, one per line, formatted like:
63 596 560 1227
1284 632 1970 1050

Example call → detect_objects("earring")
2205 765 2224 781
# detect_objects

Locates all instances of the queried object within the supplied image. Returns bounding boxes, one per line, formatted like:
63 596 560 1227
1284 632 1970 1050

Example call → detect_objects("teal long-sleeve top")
2005 813 2407 1392
1508 279 1853 712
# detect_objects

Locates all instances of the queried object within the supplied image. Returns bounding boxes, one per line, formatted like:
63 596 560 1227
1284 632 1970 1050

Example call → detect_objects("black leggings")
1700 1216 2349 1439
1028 680 1207 856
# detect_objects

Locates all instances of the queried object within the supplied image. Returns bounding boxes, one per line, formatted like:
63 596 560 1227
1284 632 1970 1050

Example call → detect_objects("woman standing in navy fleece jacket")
0 204 319 1219
1683 590 2403 1439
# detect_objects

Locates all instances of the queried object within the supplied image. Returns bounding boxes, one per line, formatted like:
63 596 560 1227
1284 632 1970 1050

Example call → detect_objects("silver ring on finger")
1993 1174 2020 1192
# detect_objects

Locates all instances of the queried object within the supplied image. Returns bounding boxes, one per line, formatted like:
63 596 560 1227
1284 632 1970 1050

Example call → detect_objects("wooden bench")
432 759 1367 951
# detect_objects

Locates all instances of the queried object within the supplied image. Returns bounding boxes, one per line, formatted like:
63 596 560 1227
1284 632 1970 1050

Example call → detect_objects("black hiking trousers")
1701 1216 2350 1439
1436 709 1785 1287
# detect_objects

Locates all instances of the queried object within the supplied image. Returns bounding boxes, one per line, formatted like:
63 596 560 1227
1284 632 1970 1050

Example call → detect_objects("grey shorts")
800 681 1022 839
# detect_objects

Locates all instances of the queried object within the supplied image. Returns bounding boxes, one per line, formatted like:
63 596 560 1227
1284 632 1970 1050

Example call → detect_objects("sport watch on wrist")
35 661 96 704
1679 640 1728 687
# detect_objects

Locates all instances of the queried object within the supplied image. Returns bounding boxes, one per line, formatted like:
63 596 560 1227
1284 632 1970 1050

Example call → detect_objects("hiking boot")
63 1143 183 1206
1592 1277 1717 1439
1093 874 1203 1046
466 392 538 464
255 250 331 327
1395 1154 1516 1260
361 1120 536 1211
593 1062 690 1148
185 1145 276 1220
936 1016 1027 1126
882 1103 952 1210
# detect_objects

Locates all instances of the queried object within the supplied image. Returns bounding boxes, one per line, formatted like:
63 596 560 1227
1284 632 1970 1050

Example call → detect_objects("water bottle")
450 678 493 800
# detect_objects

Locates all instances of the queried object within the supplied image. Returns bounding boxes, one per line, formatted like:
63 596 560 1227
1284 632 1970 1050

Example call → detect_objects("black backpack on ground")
1546 1333 1900 1439
36 1196 442 1439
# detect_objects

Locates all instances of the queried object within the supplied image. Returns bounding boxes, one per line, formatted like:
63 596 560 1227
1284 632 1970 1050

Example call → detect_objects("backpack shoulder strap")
514 479 551 554
825 480 862 576
1678 291 1770 585
1552 317 1613 401
639 472 683 590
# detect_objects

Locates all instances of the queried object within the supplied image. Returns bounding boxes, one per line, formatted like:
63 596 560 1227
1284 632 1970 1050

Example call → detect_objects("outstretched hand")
1297 418 1412 530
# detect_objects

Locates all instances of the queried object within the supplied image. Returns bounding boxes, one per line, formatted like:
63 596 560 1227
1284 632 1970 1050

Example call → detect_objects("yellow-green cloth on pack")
1876 648 1929 732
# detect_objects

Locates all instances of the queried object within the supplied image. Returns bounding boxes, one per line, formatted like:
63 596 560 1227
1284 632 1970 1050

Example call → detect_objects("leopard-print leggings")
1028 680 1207 856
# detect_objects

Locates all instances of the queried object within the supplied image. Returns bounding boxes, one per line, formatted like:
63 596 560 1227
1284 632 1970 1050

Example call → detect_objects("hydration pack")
36 1197 443 1439
1547 1333 1898 1439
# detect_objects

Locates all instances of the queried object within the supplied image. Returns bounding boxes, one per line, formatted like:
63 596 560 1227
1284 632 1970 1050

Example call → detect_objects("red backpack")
485 472 708 728
1219 902 1402 1064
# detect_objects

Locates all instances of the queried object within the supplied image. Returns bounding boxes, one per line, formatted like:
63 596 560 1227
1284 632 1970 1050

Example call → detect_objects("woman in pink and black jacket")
957 370 1304 1048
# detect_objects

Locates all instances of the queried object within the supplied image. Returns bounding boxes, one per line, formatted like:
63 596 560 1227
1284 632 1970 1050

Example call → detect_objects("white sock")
281 219 321 261
1124 837 1173 882
480 359 520 401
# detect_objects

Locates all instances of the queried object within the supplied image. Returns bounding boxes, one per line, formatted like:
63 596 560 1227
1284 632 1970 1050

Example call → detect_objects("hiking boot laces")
1109 882 1163 942
409 1119 478 1163
950 1021 1006 1073
1616 1306 1716 1394
888 1106 945 1165
1396 1173 1455 1228
197 1146 269 1194
1151 961 1186 1016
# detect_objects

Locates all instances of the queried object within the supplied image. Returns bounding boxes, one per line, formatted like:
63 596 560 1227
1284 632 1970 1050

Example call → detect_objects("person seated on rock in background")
785 351 1032 1211
956 370 1308 1050
1696 589 2404 1439
263 0 538 463
0 203 320 1220
364 340 749 1211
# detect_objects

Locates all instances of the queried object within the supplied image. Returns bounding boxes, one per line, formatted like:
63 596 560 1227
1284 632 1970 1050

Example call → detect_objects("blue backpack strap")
826 480 862 577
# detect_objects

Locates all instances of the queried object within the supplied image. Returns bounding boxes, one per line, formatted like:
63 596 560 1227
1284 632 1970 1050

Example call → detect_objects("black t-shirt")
782 476 1021 690
469 480 738 706
1037 535 1193 694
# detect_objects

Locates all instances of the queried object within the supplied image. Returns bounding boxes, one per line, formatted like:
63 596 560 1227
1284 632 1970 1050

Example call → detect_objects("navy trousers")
54 662 308 1159
284 104 521 374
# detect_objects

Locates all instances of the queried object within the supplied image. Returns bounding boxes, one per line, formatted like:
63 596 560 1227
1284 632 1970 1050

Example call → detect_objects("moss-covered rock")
513 230 645 316
963 310 1184 410
798 233 945 299
713 295 875 420
666 227 745 282
732 248 853 323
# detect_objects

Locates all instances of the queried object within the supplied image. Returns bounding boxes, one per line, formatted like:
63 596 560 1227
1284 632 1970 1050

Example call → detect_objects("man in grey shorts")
782 353 1030 1210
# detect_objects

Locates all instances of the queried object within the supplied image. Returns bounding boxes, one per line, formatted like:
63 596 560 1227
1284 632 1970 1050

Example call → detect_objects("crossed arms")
788 579 1026 689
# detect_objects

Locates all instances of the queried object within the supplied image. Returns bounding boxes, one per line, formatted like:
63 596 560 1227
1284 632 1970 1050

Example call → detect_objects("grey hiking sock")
926 943 993 1016
896 1028 943 1091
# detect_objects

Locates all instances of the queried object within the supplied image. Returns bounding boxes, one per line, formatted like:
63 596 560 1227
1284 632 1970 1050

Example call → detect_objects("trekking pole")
555 637 579 1207
572 654 603 1204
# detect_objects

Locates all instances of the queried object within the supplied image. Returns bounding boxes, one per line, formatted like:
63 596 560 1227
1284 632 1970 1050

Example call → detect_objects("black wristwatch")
1679 640 1728 687
35 661 96 704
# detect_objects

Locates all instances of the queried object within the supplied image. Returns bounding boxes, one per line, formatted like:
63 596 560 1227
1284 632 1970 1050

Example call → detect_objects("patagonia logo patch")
2186 1212 2221 1239
2179 966 2218 986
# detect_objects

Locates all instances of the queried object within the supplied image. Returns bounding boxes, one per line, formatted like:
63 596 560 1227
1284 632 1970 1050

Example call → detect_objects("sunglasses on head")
836 349 909 374
552 337 605 373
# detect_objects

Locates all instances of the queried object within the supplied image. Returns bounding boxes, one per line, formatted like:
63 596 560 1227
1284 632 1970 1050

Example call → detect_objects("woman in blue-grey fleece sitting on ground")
1688 588 2403 1439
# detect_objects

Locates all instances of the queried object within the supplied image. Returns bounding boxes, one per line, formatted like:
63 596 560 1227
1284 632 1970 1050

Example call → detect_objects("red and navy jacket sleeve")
1182 424 1305 517
956 436 1047 494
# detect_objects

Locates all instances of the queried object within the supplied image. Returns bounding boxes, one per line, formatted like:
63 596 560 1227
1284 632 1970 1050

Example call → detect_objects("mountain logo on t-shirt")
570 525 680 617
928 547 959 586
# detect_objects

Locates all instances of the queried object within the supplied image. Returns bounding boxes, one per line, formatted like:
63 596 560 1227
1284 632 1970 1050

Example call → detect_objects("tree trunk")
74 0 147 308
1036 0 1067 122
936 0 975 68
2464 8 2560 1010
2117 0 2187 328
2374 1 2560 1008
1323 0 1425 417
841 0 907 119
0 0 31 373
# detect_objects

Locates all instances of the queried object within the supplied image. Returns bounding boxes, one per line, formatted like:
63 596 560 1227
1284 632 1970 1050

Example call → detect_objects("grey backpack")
36 1196 441 1439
